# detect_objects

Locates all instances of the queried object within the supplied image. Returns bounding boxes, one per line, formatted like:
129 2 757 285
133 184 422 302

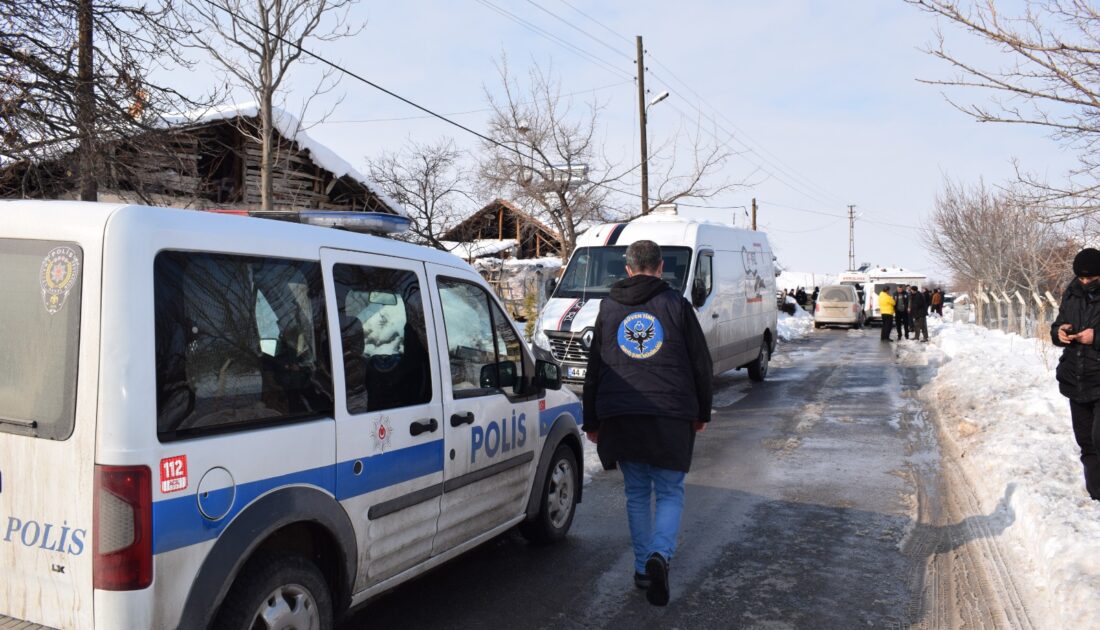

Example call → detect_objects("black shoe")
634 572 650 589
645 553 670 606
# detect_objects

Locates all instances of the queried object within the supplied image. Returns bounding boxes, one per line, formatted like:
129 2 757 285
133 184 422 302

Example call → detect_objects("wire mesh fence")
949 285 1061 342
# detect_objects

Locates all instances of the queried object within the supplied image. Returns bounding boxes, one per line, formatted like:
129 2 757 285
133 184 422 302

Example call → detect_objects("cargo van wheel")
748 338 770 382
520 443 578 545
216 553 333 630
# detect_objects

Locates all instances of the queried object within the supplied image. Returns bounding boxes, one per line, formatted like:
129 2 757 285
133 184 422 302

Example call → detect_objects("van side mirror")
480 360 517 389
533 359 562 391
547 277 558 296
691 282 707 308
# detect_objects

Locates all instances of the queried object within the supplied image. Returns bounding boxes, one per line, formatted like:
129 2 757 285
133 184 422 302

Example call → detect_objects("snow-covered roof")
440 239 518 259
166 102 406 217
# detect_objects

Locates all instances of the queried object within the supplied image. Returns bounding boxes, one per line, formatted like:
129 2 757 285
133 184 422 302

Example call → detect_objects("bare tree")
185 0 361 210
367 138 472 249
0 0 211 200
477 58 737 257
922 177 1078 297
909 0 1100 219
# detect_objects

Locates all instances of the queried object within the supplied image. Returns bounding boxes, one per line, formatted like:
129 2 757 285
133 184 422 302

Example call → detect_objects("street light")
639 88 670 216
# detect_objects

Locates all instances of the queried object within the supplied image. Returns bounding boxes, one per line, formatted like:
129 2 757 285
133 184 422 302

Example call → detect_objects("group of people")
877 285 944 343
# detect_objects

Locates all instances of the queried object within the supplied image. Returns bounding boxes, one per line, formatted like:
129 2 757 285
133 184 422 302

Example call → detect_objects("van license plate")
567 367 587 379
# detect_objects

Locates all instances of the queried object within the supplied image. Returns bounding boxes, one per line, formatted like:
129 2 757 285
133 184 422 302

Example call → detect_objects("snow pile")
921 319 1100 626
777 300 814 341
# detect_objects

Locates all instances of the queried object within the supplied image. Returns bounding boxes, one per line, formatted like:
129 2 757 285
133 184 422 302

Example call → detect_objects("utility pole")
847 204 857 271
636 35 649 216
751 198 757 231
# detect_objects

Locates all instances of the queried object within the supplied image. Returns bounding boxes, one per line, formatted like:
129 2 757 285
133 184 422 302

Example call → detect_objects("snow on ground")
917 317 1100 627
777 300 814 342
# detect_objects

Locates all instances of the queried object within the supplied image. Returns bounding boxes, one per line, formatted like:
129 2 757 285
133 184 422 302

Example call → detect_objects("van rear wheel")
216 553 332 630
748 337 770 382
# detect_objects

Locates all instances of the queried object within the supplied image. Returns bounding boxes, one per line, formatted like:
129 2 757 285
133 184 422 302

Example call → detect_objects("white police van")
533 210 778 390
0 201 583 629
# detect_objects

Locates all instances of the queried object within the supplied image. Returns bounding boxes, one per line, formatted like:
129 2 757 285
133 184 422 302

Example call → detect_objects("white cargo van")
532 214 778 390
0 201 583 629
857 266 927 323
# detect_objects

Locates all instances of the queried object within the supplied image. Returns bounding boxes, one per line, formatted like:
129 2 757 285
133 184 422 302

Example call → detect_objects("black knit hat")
1074 248 1100 277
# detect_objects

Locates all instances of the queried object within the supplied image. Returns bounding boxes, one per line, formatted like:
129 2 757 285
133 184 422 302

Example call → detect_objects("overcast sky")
178 0 1077 280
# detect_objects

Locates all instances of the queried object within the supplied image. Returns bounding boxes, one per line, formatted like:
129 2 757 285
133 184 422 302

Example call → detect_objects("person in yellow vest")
878 287 896 342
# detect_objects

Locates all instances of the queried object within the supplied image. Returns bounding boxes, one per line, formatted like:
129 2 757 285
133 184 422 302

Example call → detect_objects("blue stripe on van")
152 440 444 555
540 402 581 436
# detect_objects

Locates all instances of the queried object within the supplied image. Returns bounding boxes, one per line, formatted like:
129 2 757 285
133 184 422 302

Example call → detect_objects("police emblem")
39 246 81 315
372 415 394 451
617 312 664 359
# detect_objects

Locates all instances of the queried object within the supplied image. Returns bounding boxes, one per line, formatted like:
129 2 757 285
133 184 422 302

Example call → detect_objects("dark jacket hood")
609 275 669 305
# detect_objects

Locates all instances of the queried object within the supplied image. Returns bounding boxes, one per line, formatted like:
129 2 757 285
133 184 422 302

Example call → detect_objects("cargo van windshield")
0 239 82 440
555 246 692 299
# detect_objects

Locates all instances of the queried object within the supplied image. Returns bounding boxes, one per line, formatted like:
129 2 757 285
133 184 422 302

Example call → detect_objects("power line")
471 0 633 81
525 0 632 61
320 80 632 124
556 0 633 46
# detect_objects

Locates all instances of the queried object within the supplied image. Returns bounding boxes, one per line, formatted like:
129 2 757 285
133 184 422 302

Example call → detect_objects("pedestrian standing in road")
894 285 910 340
922 288 932 316
878 286 896 341
931 289 944 317
582 240 713 606
1052 248 1100 501
909 286 930 342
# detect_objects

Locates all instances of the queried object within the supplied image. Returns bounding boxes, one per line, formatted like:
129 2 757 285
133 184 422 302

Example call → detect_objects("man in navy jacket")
582 240 712 606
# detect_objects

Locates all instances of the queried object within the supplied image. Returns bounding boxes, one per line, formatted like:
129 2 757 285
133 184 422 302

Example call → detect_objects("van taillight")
93 464 152 590
814 303 820 313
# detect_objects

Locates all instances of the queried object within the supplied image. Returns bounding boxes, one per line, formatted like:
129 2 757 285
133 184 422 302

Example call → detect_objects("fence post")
981 281 990 327
1034 292 1046 339
991 292 1004 330
1015 291 1027 337
1002 291 1015 334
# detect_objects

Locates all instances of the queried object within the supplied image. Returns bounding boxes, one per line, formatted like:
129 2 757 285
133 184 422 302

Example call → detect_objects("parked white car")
813 284 865 329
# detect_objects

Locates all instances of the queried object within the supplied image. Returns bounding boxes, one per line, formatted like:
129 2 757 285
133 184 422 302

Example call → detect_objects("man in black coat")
894 285 910 340
582 240 712 606
909 286 929 342
1052 248 1100 500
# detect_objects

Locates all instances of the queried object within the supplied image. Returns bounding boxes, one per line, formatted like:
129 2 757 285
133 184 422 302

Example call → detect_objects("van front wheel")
520 443 578 545
216 553 333 630
748 338 770 382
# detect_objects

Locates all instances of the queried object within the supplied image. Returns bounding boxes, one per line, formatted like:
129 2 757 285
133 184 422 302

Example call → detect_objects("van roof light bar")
206 209 411 236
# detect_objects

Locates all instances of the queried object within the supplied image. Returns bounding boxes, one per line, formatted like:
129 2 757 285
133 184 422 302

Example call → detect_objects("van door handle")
711 312 719 319
450 412 475 427
410 418 438 436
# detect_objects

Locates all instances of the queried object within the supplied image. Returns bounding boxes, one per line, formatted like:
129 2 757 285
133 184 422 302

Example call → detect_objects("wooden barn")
0 103 401 215
440 198 561 260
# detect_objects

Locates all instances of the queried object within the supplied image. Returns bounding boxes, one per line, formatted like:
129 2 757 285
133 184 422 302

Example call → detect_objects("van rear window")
154 252 333 441
0 239 82 440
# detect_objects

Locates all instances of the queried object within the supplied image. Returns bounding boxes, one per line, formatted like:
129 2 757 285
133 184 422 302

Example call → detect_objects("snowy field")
909 318 1100 627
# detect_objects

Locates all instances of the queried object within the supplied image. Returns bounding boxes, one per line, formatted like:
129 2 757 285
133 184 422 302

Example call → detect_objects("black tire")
813 322 822 329
215 553 333 630
748 337 770 382
520 443 579 545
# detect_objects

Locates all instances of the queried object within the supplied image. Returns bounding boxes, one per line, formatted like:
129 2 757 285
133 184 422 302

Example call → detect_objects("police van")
532 210 778 390
0 201 583 629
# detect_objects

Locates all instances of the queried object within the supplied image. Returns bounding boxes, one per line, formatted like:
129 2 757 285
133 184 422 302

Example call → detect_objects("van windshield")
555 246 693 299
0 239 82 440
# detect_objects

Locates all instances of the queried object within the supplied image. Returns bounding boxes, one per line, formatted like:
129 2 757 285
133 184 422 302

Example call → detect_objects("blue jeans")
619 461 686 574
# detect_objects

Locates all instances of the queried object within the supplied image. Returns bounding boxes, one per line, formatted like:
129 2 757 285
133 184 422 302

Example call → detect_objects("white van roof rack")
208 210 410 236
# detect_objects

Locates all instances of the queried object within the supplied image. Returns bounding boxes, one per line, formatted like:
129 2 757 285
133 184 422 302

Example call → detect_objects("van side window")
333 264 432 413
694 252 713 299
154 252 333 441
437 278 526 398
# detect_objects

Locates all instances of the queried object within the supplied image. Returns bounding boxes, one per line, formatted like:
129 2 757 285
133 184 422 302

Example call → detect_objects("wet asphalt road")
341 328 938 629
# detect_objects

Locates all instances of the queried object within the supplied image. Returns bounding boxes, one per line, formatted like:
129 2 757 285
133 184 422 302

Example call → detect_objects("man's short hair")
625 240 662 273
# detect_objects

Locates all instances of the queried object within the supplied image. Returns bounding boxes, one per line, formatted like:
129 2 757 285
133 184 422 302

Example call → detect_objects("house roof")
441 198 559 241
166 102 406 216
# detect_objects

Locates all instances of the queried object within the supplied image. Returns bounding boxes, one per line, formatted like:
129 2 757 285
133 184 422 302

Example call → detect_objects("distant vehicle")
840 266 927 324
533 210 779 390
813 285 865 329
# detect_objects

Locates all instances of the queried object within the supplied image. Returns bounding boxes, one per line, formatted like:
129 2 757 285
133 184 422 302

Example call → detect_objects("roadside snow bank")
921 319 1100 626
777 302 813 341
